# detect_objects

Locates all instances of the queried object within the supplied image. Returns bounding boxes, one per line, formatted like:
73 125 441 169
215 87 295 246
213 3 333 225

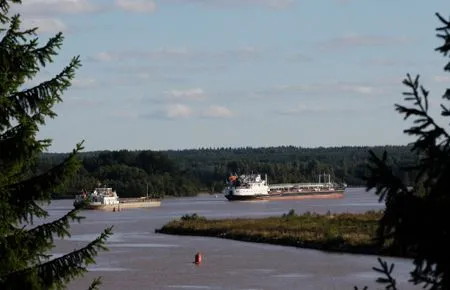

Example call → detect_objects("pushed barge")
74 187 161 210
224 173 346 201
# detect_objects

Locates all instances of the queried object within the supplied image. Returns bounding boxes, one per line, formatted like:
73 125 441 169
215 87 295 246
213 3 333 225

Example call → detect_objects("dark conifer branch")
5 142 85 223
361 12 450 290
1 227 113 289
0 2 111 288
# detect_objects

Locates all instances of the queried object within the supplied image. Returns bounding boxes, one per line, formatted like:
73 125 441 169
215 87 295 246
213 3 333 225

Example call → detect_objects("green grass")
155 210 406 257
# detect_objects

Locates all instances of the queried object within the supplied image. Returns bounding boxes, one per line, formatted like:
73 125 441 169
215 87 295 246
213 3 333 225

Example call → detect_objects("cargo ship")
224 173 346 201
74 187 161 210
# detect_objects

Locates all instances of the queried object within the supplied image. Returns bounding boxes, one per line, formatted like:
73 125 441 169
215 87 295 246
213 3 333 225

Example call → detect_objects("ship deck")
268 182 339 190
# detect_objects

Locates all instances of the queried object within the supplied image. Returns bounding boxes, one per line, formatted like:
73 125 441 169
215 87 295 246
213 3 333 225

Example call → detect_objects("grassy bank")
155 210 408 258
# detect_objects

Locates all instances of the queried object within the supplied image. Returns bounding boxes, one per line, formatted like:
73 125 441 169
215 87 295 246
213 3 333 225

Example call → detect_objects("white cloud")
276 82 382 95
89 52 116 62
276 104 328 115
201 105 234 118
432 75 450 83
363 57 415 67
21 18 67 33
166 104 192 118
168 0 294 9
13 0 155 16
65 96 103 108
87 46 260 63
115 0 157 12
318 34 413 51
17 0 99 16
72 78 97 89
275 103 364 116
164 88 206 100
110 110 139 120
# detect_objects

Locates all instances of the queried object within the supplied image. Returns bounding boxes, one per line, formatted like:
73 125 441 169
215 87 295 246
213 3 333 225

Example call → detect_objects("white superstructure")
224 174 269 197
74 187 120 208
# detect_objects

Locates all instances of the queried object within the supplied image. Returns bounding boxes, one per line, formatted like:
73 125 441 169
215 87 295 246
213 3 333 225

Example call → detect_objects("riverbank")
155 210 408 258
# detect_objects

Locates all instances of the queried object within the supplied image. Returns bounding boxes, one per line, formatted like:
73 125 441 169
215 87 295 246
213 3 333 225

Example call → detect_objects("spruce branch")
8 56 81 123
0 116 51 178
0 207 85 276
87 277 103 290
1 226 113 290
0 14 37 52
31 32 64 67
373 258 398 290
4 141 85 223
0 1 21 23
410 264 442 290
364 12 450 289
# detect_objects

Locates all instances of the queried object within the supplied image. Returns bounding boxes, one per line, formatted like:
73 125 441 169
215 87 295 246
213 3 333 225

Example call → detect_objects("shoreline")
155 211 411 259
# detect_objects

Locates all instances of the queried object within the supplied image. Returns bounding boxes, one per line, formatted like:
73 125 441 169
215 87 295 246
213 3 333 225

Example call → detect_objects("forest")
35 145 419 198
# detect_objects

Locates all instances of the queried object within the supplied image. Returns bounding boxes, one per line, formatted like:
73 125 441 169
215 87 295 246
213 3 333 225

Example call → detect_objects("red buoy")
194 252 202 265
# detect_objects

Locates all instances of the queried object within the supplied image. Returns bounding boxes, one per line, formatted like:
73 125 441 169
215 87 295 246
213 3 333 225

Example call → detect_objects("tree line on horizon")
34 145 420 198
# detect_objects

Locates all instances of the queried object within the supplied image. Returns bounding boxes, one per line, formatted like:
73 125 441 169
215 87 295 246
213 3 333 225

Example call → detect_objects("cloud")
287 53 313 62
362 57 416 67
111 64 228 76
90 52 116 62
201 105 234 118
109 110 139 120
16 0 100 16
21 18 67 33
167 0 294 9
143 103 193 120
164 88 206 101
72 78 98 89
317 34 413 51
275 103 359 116
13 0 156 16
115 0 157 12
273 81 387 96
65 96 104 108
275 104 329 115
432 75 450 83
166 104 193 118
87 49 188 62
87 46 261 64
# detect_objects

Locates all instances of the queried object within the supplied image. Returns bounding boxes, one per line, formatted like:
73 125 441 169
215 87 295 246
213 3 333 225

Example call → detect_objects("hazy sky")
10 0 450 152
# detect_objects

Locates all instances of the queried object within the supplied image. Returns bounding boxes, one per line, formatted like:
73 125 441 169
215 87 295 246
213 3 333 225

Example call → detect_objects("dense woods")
37 145 419 198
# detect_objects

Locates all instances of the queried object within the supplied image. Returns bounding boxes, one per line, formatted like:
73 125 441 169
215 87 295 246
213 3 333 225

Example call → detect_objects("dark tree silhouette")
0 1 112 289
357 12 450 290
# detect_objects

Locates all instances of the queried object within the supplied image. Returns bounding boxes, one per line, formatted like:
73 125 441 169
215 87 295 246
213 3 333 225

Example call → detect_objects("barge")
74 187 161 210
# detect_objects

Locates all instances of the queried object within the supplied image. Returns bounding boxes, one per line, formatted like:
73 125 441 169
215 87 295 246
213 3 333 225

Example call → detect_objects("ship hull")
74 199 161 210
225 189 345 202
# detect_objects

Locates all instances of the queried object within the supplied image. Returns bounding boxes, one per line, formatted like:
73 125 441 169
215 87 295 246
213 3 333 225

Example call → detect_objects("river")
45 188 419 290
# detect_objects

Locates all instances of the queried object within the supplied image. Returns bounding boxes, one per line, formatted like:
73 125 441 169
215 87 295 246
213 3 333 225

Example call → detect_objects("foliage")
361 12 450 290
155 211 398 256
37 145 419 198
0 1 112 289
180 213 207 221
282 208 297 218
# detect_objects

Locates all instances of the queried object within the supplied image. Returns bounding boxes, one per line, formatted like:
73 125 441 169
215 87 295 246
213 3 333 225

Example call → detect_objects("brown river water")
44 188 420 290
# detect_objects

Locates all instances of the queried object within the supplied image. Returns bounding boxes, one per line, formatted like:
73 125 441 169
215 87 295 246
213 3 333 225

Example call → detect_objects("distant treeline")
35 145 418 198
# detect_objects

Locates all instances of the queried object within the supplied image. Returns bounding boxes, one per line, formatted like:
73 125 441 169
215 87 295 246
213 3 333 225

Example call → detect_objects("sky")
7 0 450 152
